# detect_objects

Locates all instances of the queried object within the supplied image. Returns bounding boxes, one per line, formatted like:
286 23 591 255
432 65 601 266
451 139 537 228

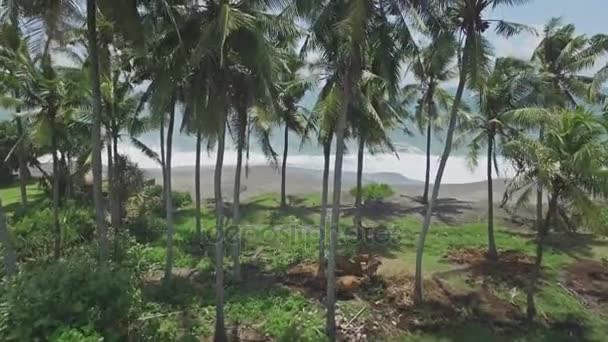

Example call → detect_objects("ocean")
1 94 511 185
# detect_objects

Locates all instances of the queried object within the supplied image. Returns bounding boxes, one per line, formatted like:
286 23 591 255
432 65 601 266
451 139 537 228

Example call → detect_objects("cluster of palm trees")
2 0 608 341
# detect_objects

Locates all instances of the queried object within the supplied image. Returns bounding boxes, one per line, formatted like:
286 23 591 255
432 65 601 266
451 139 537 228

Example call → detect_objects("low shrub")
350 183 395 204
172 190 192 208
0 253 140 341
50 326 103 342
128 216 166 244
10 200 95 259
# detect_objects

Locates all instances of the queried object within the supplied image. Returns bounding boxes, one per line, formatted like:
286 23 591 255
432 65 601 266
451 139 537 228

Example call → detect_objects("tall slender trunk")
160 116 166 207
51 124 61 260
0 199 17 276
422 120 432 203
414 50 468 304
318 140 331 275
280 122 289 208
326 90 351 341
354 135 364 240
486 134 497 260
536 128 544 231
111 132 121 231
527 191 558 320
87 0 108 261
195 130 203 243
214 111 228 342
245 119 251 179
163 100 176 284
106 140 113 204
16 117 28 207
65 151 73 198
231 109 246 281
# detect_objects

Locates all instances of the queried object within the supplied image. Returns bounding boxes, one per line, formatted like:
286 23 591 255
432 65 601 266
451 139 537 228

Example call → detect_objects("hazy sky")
488 0 606 60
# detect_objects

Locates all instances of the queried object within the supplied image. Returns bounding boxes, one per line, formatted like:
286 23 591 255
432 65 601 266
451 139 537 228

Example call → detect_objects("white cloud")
487 24 543 61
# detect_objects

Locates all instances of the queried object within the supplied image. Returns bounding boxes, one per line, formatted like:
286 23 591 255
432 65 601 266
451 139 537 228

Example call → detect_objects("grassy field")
2 183 607 341
134 192 608 341
0 181 44 215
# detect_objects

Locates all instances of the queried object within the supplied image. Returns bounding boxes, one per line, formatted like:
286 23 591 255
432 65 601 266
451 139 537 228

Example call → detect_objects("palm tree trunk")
0 199 17 276
214 111 228 342
354 135 364 241
112 133 121 230
231 109 246 282
195 129 203 243
106 140 113 202
527 191 558 320
414 54 468 304
160 115 166 207
327 92 350 341
51 126 61 260
536 128 544 232
422 120 432 203
318 140 331 276
163 99 176 284
487 135 498 260
16 117 28 207
65 151 73 198
87 0 109 261
245 119 251 179
280 122 289 208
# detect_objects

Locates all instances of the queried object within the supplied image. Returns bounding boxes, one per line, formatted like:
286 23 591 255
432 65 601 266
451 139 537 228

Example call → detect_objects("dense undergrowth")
1 184 607 341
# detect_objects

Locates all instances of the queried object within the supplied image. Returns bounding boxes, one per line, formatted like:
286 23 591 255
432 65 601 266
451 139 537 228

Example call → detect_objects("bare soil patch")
442 248 537 288
280 254 382 299
565 259 608 309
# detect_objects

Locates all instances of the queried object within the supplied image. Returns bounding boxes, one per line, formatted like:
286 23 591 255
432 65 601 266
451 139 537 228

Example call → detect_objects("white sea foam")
115 142 513 184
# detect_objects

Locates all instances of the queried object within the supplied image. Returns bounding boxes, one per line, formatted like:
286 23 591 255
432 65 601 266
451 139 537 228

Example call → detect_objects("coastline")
144 164 508 203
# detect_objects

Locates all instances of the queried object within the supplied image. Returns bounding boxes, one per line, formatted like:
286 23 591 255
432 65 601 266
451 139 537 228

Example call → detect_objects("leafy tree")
414 0 534 304
276 54 309 209
531 18 608 230
299 0 413 338
86 0 109 261
503 108 608 320
462 57 537 259
402 33 457 204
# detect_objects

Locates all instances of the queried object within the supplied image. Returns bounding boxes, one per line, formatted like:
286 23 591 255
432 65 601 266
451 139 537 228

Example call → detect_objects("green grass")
12 187 606 341
0 181 44 215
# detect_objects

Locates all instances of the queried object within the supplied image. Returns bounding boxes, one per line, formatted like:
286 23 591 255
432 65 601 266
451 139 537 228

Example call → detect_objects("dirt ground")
565 259 608 310
442 248 537 288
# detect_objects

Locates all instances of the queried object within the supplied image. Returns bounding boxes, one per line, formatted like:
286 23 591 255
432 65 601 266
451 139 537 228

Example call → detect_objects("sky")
488 0 607 61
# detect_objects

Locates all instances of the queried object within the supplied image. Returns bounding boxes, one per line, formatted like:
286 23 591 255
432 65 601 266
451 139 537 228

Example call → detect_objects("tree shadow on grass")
544 232 608 260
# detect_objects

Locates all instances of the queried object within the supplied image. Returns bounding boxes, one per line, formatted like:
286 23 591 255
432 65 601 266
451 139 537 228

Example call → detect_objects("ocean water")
1 96 512 184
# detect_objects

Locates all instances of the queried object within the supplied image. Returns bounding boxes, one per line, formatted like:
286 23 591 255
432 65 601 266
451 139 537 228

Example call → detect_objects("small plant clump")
351 183 395 204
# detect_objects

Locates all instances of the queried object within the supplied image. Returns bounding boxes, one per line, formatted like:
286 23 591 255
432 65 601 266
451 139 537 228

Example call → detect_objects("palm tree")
531 18 608 231
413 0 534 304
300 0 410 338
1 40 85 258
86 0 109 261
503 108 608 320
403 33 457 204
300 78 338 276
462 57 537 260
277 55 309 209
0 5 29 208
352 59 404 237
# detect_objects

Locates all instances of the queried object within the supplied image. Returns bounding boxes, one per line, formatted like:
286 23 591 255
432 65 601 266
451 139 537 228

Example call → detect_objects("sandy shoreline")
144 164 507 203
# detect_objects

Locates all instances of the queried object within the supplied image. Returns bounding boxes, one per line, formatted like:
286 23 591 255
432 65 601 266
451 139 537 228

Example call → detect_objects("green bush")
10 200 95 259
128 216 166 244
0 253 139 341
171 190 192 208
350 183 395 203
50 326 103 342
